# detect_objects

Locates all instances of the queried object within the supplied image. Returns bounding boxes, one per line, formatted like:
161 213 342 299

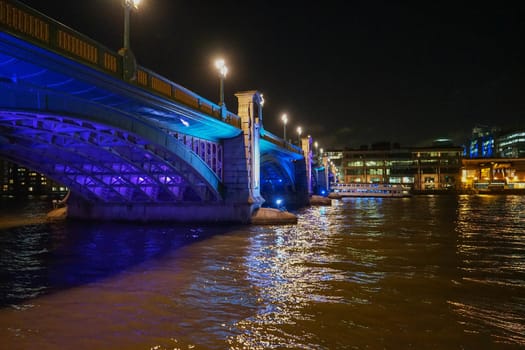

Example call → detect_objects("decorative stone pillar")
235 90 264 206
221 91 264 222
300 135 313 195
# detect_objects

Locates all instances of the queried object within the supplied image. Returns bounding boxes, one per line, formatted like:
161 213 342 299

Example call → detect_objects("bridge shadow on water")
0 217 240 308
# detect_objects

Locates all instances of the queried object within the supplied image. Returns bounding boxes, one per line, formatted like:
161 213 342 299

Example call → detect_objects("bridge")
0 0 326 223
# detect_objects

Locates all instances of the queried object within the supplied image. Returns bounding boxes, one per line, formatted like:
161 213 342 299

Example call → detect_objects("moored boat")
328 183 411 198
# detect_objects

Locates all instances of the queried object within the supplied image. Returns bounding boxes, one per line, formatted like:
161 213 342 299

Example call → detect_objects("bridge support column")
290 158 310 208
322 154 332 190
300 135 313 195
221 90 265 222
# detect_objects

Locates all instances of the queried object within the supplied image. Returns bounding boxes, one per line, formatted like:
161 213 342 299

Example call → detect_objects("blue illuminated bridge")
0 0 326 223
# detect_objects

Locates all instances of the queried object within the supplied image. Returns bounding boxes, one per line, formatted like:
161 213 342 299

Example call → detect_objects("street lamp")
281 114 288 141
297 126 302 145
215 59 228 106
120 0 141 80
122 0 141 50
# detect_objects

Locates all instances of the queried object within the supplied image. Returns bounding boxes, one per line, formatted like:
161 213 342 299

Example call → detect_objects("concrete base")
46 206 68 221
67 197 262 224
328 192 342 199
250 207 297 225
63 202 298 225
309 195 332 206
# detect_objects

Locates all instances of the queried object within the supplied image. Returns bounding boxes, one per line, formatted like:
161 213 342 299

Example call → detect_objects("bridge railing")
135 66 240 128
0 0 241 129
260 128 303 155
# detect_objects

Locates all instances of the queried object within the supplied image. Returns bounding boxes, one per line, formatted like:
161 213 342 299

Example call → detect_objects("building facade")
327 143 463 191
461 158 525 190
497 131 525 158
461 126 525 190
465 126 525 159
0 159 67 196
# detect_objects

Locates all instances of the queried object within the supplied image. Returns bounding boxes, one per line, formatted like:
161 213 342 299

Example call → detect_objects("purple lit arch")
0 110 222 203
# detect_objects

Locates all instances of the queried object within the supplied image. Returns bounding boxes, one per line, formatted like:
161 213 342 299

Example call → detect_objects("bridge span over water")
0 0 322 223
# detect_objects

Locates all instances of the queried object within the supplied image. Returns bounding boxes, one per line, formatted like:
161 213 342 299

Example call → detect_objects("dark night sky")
18 0 525 149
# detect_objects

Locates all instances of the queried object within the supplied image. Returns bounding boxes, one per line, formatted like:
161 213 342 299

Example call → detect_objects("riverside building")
462 126 525 190
0 159 67 196
326 123 525 193
327 141 462 192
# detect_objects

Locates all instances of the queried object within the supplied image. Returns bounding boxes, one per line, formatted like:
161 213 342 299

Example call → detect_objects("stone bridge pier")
221 90 266 222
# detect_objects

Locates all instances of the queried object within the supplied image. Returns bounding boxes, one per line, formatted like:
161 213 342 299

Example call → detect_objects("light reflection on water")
232 208 352 349
0 195 524 349
451 195 525 346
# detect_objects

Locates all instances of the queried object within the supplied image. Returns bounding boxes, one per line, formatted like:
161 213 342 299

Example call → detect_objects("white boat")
328 183 411 198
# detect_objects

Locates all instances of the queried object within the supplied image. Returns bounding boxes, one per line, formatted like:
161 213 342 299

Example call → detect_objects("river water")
0 195 524 349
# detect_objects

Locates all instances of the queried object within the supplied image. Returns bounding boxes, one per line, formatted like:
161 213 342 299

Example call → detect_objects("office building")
0 159 67 196
327 142 462 191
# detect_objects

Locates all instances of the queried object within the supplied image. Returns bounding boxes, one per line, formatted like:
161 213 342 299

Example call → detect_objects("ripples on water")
453 195 525 346
0 195 524 349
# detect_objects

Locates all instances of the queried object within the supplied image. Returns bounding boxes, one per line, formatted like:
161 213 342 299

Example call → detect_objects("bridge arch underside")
260 153 297 208
0 110 222 206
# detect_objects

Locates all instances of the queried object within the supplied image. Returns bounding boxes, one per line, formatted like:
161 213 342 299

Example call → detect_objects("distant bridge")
0 0 324 223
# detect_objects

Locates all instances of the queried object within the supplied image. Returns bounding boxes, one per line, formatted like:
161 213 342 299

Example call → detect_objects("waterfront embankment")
0 216 47 230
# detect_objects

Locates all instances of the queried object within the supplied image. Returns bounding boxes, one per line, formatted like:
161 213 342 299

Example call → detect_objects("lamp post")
281 114 288 141
297 126 302 145
123 0 141 50
120 0 141 80
215 59 228 106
